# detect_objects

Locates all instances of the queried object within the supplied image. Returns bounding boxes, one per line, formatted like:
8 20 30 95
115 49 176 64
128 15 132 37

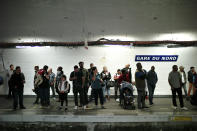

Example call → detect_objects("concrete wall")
0 0 197 42
0 45 197 95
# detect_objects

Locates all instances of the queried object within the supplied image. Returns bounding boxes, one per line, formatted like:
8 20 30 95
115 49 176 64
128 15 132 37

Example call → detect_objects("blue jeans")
148 84 156 104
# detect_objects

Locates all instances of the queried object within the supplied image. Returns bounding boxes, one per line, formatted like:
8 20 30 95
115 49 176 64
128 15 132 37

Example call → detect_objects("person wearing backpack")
57 75 70 111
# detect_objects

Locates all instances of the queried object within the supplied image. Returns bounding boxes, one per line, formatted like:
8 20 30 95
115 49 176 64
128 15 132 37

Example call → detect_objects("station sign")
135 55 178 62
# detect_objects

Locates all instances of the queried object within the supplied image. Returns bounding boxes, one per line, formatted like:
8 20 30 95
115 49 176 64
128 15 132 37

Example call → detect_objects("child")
58 75 70 111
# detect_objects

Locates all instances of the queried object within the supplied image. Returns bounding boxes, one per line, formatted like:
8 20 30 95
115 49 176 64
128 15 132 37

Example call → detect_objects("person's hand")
73 77 77 80
60 91 64 93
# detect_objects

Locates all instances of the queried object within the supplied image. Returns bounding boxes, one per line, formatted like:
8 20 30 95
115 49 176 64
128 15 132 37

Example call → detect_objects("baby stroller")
119 81 135 110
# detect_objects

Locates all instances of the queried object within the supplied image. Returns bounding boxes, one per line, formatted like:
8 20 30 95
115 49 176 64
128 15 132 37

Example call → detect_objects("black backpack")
40 75 49 88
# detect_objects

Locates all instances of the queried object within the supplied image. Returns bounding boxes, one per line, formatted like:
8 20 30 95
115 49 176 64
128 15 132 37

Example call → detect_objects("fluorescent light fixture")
16 46 50 48
100 35 137 41
155 32 196 41
173 33 195 41
10 37 54 43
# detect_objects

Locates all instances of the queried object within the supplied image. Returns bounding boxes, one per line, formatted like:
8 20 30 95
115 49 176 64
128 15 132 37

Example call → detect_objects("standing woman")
55 66 64 102
91 67 105 109
101 66 111 101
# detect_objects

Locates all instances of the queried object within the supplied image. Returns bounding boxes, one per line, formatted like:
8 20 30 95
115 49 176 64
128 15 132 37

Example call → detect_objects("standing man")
88 63 94 102
43 65 50 106
188 67 196 97
179 66 188 99
7 64 14 98
10 66 26 110
69 65 84 110
135 63 148 109
114 69 121 101
147 66 158 105
48 68 56 99
168 65 188 110
33 66 40 104
79 61 89 109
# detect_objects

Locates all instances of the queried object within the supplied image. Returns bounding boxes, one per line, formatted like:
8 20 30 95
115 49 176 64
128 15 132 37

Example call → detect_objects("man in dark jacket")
10 66 26 110
79 61 89 109
169 65 188 110
147 66 158 105
70 65 84 110
135 63 148 109
188 67 195 97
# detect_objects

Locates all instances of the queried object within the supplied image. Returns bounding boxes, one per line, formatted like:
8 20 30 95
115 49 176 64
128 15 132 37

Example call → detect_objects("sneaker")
58 106 63 110
101 105 106 109
74 106 78 110
172 106 178 110
149 103 154 106
181 107 188 110
65 107 68 111
142 106 149 108
33 101 39 104
116 98 120 102
20 106 26 109
83 105 86 110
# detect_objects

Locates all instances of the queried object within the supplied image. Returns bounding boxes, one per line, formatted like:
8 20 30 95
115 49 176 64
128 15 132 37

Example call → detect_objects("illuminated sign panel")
135 55 178 62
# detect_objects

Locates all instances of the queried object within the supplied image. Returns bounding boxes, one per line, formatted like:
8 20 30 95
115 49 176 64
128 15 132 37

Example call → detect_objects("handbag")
106 80 115 88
